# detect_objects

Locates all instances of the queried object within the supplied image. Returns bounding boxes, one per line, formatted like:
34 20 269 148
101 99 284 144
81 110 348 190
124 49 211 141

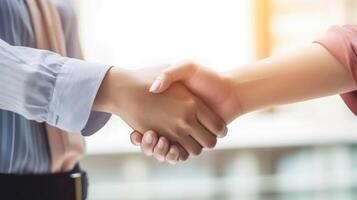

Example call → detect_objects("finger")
177 134 203 156
196 99 227 138
176 143 189 161
140 131 159 156
188 119 217 149
153 137 170 162
149 60 199 93
130 131 143 146
166 145 180 165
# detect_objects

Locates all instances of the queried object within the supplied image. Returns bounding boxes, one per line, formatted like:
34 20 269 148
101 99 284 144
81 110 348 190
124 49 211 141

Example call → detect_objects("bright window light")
78 0 254 71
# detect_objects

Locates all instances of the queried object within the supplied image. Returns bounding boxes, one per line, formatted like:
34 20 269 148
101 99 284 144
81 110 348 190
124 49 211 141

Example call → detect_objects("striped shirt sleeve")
0 38 112 133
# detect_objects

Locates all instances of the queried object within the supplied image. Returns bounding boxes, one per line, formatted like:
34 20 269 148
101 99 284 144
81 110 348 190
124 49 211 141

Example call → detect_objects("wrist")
93 67 130 114
224 65 261 116
228 62 278 115
218 71 245 122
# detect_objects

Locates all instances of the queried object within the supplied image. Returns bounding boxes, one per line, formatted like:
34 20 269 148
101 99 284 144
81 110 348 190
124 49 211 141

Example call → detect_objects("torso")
0 0 78 174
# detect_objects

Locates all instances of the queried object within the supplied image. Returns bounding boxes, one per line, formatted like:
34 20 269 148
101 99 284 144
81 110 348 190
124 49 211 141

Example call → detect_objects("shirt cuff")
82 111 112 136
47 58 112 133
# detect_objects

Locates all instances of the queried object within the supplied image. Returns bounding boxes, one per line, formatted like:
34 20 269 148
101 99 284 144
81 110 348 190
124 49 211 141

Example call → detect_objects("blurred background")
73 0 357 199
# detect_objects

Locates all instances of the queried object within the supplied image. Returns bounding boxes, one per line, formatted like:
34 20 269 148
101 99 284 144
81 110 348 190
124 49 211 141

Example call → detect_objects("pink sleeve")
314 25 357 115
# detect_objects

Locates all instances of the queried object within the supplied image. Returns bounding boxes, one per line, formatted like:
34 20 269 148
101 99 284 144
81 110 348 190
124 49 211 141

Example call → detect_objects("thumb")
149 61 198 93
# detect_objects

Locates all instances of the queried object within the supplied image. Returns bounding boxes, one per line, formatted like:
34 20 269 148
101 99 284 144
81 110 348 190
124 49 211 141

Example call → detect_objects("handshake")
93 61 242 165
93 44 351 165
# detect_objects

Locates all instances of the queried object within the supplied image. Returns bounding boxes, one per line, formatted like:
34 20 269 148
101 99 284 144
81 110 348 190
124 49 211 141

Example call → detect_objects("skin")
93 65 227 160
131 43 356 164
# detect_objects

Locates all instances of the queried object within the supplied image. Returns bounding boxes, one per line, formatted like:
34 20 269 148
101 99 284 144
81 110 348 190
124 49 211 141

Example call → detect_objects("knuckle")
183 116 194 128
182 60 196 68
172 123 183 134
182 102 197 119
176 118 188 127
182 60 199 74
175 119 191 133
162 70 172 80
186 99 197 107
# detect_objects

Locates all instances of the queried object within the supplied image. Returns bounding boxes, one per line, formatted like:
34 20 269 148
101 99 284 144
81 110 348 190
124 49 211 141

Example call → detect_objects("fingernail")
149 79 162 92
218 126 228 138
169 148 176 155
144 133 153 144
157 138 165 149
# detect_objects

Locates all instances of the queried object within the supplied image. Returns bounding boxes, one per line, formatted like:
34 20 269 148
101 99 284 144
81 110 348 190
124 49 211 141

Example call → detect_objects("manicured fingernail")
218 126 228 138
149 79 162 92
144 133 153 144
157 138 165 149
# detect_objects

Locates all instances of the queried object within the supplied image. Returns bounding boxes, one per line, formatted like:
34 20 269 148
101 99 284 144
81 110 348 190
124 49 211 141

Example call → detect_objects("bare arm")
132 25 357 164
230 43 356 115
132 43 357 164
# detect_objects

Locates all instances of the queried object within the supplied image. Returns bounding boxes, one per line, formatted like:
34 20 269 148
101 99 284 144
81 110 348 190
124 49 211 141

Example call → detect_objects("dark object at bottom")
0 164 88 200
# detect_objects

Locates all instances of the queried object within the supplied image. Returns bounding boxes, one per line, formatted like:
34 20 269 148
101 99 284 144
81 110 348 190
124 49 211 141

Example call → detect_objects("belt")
0 164 88 200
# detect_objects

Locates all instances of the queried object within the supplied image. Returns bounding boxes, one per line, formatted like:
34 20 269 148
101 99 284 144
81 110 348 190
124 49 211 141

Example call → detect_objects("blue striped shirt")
0 0 111 174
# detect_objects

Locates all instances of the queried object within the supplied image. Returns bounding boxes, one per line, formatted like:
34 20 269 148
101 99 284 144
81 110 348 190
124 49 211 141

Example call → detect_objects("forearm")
227 43 356 115
93 67 130 114
93 67 119 113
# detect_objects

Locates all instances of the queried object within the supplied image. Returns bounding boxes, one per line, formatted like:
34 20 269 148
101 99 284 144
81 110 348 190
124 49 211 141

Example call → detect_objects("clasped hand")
94 61 240 164
129 61 241 164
